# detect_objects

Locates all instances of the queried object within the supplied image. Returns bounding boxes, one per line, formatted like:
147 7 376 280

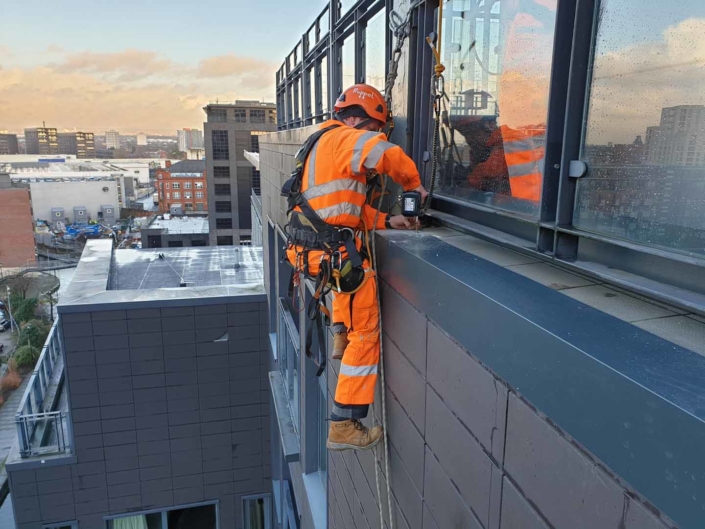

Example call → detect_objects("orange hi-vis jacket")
288 120 422 418
296 120 422 230
468 125 544 202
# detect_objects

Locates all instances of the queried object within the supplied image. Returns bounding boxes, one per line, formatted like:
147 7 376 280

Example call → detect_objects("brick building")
0 173 35 267
155 160 207 214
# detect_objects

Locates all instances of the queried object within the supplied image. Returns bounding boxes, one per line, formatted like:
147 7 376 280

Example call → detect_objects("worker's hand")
413 185 429 202
388 215 418 230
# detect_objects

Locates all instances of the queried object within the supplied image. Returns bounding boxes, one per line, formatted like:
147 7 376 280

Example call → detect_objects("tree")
7 275 32 299
17 319 51 349
12 298 39 324
41 291 59 322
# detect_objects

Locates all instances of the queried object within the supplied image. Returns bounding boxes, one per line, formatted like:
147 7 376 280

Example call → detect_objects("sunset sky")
0 0 324 135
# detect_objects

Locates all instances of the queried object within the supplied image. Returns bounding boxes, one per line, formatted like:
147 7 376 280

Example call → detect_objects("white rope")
370 174 394 529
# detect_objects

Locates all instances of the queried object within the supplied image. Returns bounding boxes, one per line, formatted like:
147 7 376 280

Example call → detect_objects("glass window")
320 8 329 39
165 183 170 189
307 25 317 53
293 78 301 121
195 182 204 189
308 68 315 117
434 0 557 217
173 192 181 199
243 494 273 529
340 0 355 18
213 166 230 179
576 0 705 258
196 191 204 199
251 109 266 124
253 170 261 193
235 109 247 123
321 57 328 116
107 513 162 529
364 9 386 91
278 298 300 434
217 235 234 245
184 191 192 199
341 34 355 92
208 108 227 123
211 130 229 160
172 182 180 190
217 218 233 229
167 504 216 529
216 201 232 212
215 184 231 196
184 182 191 189
251 135 260 153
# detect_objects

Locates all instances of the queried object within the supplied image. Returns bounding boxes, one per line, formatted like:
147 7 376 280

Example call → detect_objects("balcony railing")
15 319 70 458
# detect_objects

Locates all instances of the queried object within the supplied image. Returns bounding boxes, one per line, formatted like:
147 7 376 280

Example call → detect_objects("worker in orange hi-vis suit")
284 84 427 451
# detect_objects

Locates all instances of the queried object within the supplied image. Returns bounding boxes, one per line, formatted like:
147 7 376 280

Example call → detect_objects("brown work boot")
332 332 349 360
327 419 383 452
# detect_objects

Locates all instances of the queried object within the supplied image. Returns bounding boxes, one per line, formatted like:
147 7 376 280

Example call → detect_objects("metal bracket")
568 160 588 178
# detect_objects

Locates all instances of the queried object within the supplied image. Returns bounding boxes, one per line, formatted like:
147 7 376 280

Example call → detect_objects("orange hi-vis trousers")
287 246 379 420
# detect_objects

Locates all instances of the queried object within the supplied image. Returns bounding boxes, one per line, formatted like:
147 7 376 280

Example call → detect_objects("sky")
0 0 325 135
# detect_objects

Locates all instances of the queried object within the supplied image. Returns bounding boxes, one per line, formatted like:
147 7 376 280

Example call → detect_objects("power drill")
401 190 423 232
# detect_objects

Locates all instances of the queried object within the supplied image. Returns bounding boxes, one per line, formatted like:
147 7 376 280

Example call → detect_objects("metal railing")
15 320 70 458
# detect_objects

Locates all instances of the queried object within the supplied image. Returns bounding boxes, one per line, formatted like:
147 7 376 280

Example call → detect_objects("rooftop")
146 216 209 234
204 100 275 109
164 160 206 174
59 240 264 309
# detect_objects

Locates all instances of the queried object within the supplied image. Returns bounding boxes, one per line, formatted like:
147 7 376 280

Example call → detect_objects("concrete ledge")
269 371 299 463
376 229 705 528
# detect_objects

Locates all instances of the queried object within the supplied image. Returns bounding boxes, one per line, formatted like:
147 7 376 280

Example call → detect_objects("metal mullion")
553 0 597 260
537 0 580 253
355 6 364 84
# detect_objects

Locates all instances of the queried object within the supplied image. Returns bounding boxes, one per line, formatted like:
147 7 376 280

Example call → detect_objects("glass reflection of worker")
444 0 550 203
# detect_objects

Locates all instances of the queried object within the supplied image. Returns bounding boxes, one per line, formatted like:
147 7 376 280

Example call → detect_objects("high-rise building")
105 129 120 149
57 131 95 158
0 133 19 155
644 105 705 165
136 132 148 146
203 101 276 245
177 128 205 152
24 126 58 154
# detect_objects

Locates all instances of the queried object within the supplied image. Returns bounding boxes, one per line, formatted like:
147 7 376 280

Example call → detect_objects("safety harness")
281 123 369 377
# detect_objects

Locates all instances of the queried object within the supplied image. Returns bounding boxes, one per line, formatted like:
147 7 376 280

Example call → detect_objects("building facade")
105 130 120 150
177 129 204 152
5 241 271 529
203 101 276 246
136 133 148 146
58 132 96 158
141 217 209 248
25 127 59 155
26 179 120 224
0 172 35 267
155 160 208 214
0 133 19 155
644 105 705 165
259 1 705 529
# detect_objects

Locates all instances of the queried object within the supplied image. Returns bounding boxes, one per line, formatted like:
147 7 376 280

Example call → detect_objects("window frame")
275 0 705 313
242 493 273 529
43 523 79 529
103 500 220 529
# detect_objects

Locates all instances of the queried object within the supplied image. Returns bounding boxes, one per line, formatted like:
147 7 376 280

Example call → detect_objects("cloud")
0 49 277 134
585 17 705 144
534 0 558 11
45 44 64 54
56 49 176 81
197 54 275 81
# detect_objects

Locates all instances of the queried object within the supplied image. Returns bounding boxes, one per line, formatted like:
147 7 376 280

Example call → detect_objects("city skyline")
0 0 323 135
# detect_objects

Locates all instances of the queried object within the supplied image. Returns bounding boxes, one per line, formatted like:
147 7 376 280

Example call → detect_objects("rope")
370 173 392 529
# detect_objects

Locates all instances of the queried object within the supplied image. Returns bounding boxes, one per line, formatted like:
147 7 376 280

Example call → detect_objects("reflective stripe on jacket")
501 126 544 202
299 120 422 228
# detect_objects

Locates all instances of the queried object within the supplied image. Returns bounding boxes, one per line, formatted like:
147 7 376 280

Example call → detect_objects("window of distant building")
212 130 230 160
172 182 180 190
213 166 230 178
209 108 227 123
215 201 232 212
195 182 204 189
217 235 234 245
216 218 233 229
184 182 192 189
251 135 260 153
165 183 170 189
166 193 171 199
215 184 231 196
196 191 204 199
184 191 192 199
235 109 247 123
250 109 266 124
173 192 181 199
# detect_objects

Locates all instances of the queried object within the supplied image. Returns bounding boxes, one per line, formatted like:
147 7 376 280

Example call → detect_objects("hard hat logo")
334 84 388 124
352 87 375 101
